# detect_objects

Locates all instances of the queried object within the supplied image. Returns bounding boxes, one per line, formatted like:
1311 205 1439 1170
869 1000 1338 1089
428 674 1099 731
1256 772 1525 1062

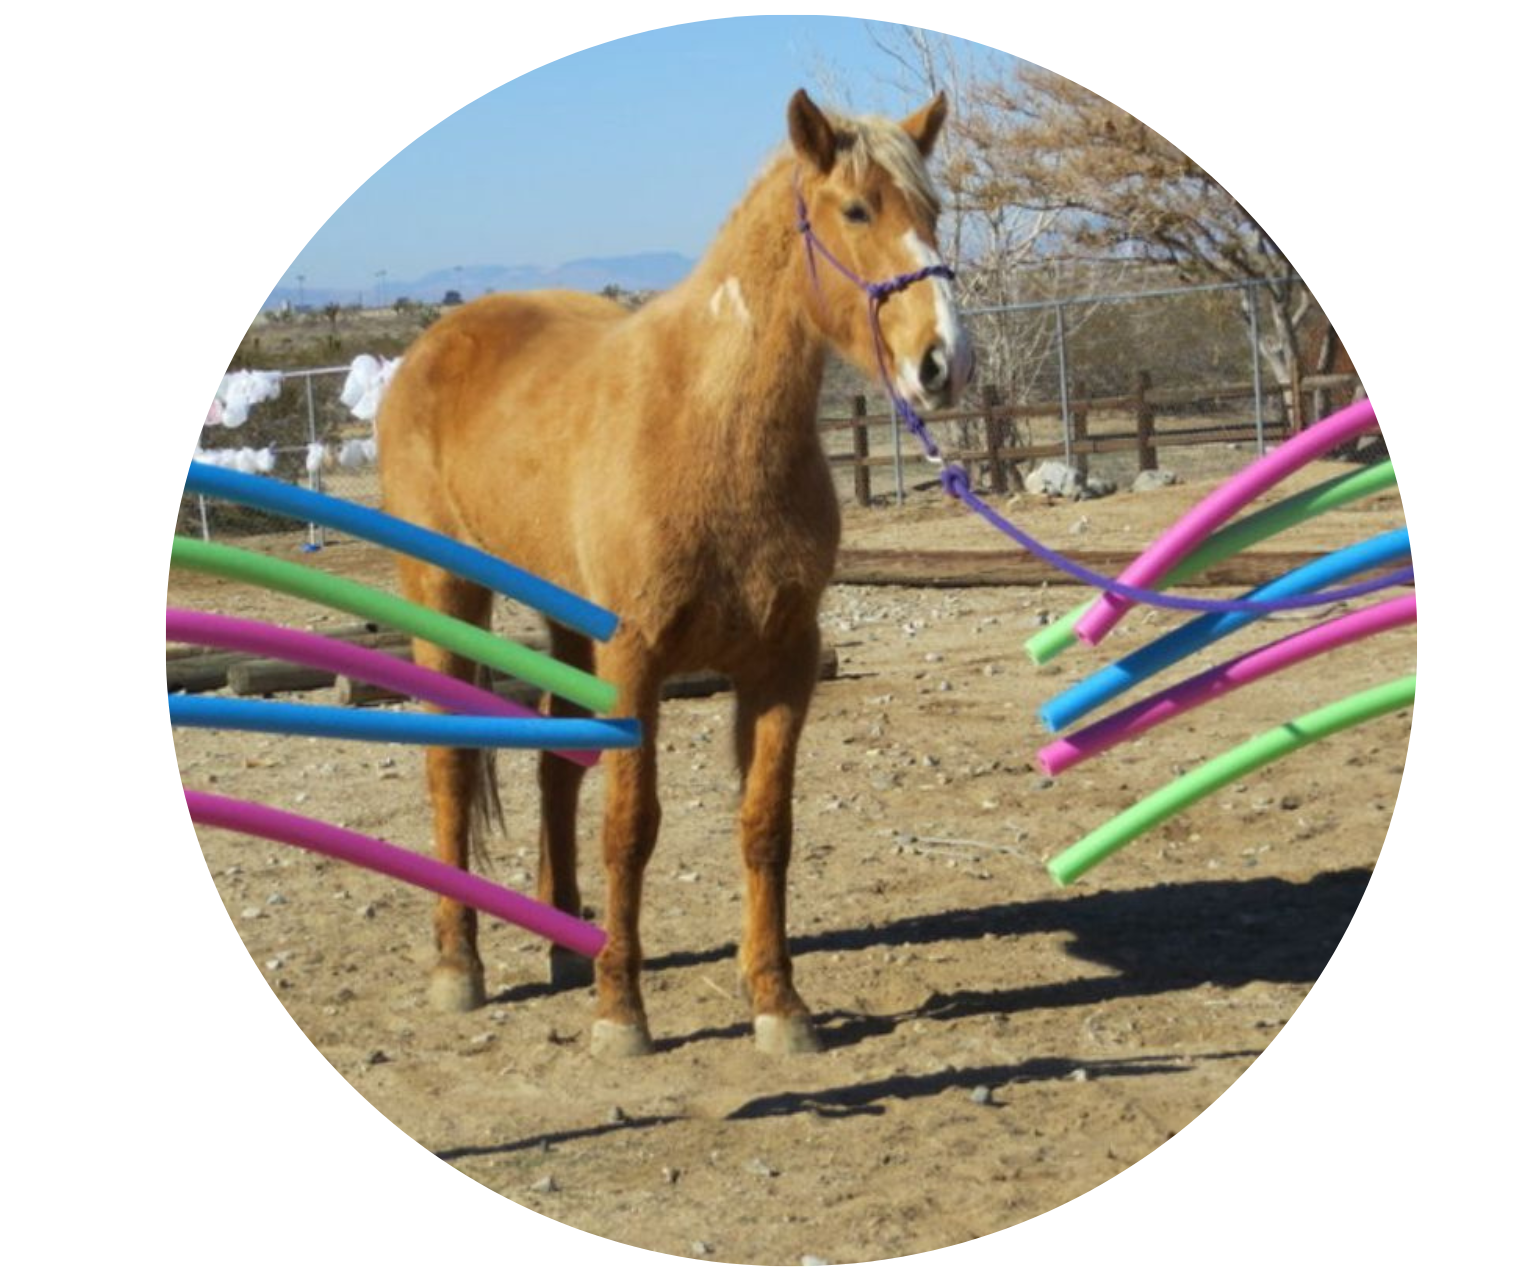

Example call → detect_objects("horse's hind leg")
397 559 496 1013
732 625 823 1054
538 622 594 990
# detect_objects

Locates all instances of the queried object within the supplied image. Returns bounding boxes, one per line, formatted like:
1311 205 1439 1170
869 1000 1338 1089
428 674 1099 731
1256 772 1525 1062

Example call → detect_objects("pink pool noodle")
1039 592 1416 776
184 790 607 956
1074 399 1380 647
166 609 600 768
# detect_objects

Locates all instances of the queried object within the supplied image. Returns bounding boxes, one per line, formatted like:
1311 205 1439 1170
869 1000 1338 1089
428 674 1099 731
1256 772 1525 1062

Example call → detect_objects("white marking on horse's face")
896 230 974 405
708 276 752 327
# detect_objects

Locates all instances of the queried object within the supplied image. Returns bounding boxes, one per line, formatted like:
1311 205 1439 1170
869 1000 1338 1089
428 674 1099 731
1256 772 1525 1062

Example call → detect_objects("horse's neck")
665 163 827 444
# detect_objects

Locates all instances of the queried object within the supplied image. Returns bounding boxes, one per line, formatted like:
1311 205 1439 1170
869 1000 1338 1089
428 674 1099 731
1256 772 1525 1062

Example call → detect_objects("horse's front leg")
590 636 663 1058
733 625 823 1054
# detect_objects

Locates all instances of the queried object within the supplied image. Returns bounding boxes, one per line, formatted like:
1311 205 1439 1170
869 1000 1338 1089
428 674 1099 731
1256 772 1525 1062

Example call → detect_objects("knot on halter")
939 463 970 499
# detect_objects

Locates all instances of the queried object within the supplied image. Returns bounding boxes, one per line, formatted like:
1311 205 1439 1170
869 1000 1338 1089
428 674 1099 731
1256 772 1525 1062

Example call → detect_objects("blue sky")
284 17 1017 293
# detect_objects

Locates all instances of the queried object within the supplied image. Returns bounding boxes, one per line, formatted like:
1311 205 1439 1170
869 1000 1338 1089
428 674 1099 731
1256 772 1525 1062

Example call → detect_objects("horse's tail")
466 664 507 869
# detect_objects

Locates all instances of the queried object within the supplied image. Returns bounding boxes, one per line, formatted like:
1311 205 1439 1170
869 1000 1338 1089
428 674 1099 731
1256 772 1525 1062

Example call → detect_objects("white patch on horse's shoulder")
708 276 752 326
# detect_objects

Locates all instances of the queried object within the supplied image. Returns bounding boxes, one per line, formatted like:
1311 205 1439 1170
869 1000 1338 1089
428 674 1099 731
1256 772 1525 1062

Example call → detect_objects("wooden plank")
834 547 1320 588
840 419 1294 474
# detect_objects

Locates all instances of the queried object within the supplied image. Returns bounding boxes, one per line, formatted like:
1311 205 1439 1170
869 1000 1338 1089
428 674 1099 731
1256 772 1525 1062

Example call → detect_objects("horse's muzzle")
916 336 974 408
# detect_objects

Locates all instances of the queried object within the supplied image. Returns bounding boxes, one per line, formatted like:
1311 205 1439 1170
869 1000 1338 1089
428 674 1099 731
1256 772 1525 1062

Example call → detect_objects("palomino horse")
376 89 972 1057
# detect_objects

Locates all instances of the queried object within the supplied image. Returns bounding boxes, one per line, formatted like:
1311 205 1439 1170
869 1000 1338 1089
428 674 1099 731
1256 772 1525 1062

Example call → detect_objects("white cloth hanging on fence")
337 436 377 468
339 354 400 422
306 442 330 476
212 370 284 428
194 446 276 474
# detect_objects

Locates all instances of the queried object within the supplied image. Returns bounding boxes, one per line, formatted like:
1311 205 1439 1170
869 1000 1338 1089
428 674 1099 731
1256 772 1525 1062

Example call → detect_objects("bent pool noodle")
1026 459 1398 667
1046 673 1415 886
184 462 618 642
171 535 616 713
1039 526 1410 733
1038 593 1417 776
944 469 1410 620
184 790 606 956
169 695 641 751
165 609 600 768
1074 399 1379 647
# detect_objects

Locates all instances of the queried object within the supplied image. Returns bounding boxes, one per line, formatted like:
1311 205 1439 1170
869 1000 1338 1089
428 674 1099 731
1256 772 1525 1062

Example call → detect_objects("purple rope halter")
793 182 1414 618
795 184 953 467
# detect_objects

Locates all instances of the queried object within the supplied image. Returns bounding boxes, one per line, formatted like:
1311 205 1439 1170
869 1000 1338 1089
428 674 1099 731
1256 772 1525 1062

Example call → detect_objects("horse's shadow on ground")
438 873 1367 1162
649 868 1371 1052
493 870 1370 1044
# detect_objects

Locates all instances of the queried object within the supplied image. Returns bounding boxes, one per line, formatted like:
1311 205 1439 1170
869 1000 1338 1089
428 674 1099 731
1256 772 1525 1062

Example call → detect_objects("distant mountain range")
264 253 695 311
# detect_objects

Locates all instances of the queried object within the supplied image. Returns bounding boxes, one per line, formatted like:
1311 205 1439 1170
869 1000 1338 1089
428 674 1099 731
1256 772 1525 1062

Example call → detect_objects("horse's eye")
843 202 872 225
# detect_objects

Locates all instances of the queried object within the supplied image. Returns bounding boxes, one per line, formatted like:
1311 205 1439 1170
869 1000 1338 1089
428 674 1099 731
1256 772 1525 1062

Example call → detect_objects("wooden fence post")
851 394 871 507
981 384 1010 494
1073 379 1090 479
1134 370 1158 472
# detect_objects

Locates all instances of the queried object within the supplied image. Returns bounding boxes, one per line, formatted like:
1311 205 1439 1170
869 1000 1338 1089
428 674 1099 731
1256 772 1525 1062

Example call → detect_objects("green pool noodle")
1046 672 1416 886
170 536 617 714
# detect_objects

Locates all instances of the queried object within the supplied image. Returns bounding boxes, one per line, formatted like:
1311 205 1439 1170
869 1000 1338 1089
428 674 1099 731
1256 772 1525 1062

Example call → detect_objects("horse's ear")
901 92 948 157
788 89 838 174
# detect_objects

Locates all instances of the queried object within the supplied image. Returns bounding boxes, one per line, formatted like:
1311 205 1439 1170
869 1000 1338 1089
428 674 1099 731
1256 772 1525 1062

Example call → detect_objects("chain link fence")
178 365 383 544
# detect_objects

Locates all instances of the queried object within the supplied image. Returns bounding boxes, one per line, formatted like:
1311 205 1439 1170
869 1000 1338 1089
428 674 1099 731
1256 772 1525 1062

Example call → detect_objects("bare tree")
856 24 1140 461
961 63 1339 403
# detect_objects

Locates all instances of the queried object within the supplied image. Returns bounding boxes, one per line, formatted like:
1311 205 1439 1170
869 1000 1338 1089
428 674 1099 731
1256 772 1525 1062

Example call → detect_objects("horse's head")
788 89 974 411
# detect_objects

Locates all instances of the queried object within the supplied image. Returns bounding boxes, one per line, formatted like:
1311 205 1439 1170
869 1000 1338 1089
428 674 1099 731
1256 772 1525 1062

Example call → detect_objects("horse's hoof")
591 1019 655 1058
427 965 486 1013
548 947 595 991
754 1013 822 1055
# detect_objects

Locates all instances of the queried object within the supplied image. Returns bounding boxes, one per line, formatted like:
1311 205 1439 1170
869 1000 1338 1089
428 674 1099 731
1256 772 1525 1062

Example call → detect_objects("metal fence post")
1247 283 1266 455
303 372 325 548
1054 302 1073 468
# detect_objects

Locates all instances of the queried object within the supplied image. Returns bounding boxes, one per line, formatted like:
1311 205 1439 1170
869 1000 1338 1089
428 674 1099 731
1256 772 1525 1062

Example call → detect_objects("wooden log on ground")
834 547 1320 589
227 658 342 697
166 653 242 693
335 648 840 709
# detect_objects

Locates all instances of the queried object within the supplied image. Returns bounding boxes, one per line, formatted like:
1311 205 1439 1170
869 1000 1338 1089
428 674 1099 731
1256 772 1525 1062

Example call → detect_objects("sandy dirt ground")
167 462 1412 1265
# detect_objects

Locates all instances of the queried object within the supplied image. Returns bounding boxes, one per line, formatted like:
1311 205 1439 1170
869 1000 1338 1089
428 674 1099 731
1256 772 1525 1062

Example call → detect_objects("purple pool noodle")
166 609 600 768
1075 399 1380 647
184 790 606 957
1039 592 1417 776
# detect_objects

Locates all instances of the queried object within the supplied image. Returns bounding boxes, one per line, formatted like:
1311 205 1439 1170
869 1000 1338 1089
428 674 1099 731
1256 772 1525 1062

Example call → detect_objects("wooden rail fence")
821 373 1367 505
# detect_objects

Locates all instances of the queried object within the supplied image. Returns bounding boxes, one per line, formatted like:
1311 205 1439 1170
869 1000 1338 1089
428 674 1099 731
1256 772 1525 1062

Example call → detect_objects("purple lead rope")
794 186 1413 616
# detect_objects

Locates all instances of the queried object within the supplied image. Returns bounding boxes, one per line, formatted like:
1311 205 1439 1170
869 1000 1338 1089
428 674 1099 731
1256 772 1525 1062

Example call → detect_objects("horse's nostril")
920 346 948 392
